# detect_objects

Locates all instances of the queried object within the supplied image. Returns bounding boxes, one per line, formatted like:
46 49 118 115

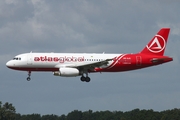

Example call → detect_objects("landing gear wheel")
27 77 31 81
80 72 91 82
85 77 90 82
80 76 86 82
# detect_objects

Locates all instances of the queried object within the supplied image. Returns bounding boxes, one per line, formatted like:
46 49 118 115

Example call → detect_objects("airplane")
6 28 173 82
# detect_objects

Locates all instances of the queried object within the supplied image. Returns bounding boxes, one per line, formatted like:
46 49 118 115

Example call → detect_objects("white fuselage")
6 53 122 71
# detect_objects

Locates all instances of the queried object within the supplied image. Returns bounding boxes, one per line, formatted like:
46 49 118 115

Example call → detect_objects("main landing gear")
80 73 91 82
27 71 31 81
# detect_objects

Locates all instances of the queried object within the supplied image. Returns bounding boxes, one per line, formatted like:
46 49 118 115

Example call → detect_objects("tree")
0 101 16 120
66 110 82 120
81 110 93 120
42 114 59 120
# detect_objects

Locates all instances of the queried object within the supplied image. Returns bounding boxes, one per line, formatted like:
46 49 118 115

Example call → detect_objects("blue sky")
0 0 180 115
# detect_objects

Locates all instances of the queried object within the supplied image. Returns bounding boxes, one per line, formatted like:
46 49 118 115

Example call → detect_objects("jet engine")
53 68 80 77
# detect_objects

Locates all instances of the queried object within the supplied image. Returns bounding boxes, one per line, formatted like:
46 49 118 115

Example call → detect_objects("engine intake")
53 68 80 77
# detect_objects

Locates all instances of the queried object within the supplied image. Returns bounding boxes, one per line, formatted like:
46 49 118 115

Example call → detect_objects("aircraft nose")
6 60 14 68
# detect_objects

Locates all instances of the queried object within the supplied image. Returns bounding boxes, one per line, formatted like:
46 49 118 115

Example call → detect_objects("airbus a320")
6 28 173 82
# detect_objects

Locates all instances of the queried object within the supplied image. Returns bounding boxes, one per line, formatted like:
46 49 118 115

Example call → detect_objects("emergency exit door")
136 56 142 66
27 54 32 65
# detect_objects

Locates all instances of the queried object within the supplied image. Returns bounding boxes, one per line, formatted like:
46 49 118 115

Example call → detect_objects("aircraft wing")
55 58 113 71
74 58 112 68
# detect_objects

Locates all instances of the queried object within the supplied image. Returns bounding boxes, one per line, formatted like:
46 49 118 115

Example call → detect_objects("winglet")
140 28 170 56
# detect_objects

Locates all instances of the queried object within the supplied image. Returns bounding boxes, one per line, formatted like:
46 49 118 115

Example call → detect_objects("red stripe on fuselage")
7 66 59 71
105 54 126 69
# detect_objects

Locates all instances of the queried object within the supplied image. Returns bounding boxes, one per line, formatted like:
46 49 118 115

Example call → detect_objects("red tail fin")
140 28 170 56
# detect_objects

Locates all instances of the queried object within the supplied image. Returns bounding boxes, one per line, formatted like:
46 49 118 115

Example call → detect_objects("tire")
80 76 86 82
27 77 31 81
85 77 90 82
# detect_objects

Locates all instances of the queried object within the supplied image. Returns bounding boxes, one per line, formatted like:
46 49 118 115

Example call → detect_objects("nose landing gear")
27 71 31 81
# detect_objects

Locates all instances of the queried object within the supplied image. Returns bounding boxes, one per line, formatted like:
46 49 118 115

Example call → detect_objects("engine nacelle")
53 68 80 77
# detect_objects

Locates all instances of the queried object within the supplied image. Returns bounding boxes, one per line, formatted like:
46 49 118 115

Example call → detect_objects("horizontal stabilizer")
151 57 173 63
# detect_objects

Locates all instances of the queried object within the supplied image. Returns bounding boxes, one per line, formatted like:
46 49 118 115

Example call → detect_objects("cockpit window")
13 57 21 60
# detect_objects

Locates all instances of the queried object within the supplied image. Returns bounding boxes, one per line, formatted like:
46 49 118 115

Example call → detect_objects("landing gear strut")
80 72 91 82
27 71 31 81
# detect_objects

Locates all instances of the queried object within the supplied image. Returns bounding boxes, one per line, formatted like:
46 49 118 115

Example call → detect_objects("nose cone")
6 60 14 68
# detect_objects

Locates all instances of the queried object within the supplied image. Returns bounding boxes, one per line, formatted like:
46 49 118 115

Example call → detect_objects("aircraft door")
27 54 32 65
136 56 142 66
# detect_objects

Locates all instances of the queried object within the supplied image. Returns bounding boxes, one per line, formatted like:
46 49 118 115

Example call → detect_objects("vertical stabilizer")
140 28 170 56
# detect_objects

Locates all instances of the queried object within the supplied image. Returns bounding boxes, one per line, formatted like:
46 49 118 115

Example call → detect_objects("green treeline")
1 101 180 120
